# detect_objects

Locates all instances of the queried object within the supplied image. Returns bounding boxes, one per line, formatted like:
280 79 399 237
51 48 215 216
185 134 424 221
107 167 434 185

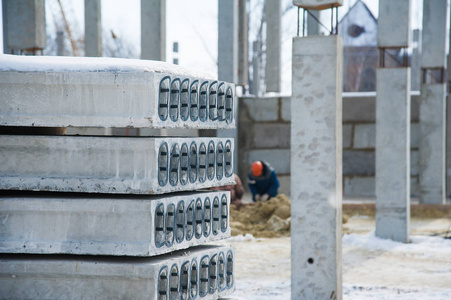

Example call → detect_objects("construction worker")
248 161 279 202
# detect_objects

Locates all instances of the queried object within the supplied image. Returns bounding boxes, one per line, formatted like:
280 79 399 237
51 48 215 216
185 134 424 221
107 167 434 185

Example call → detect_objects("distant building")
338 0 378 92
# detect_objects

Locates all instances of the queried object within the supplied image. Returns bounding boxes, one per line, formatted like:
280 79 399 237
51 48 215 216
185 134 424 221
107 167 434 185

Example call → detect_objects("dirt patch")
231 196 451 237
230 194 291 238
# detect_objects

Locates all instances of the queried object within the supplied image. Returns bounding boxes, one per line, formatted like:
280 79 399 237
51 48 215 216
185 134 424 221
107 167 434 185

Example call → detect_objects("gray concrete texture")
141 0 166 61
4 0 46 50
84 0 102 57
0 136 235 194
0 69 236 129
0 191 231 257
237 94 425 197
265 0 281 92
0 245 235 300
291 35 343 300
218 0 238 83
421 0 448 68
377 0 411 47
292 0 343 10
419 84 447 204
238 0 248 86
375 68 411 243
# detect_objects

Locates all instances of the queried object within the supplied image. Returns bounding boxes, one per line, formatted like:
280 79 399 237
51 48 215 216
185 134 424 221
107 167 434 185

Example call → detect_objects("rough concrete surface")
0 245 235 300
0 136 235 194
0 191 230 256
375 68 411 243
291 35 343 299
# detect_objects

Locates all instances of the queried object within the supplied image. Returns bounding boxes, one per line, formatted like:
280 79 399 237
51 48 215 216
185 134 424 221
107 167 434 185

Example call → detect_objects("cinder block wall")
238 93 423 197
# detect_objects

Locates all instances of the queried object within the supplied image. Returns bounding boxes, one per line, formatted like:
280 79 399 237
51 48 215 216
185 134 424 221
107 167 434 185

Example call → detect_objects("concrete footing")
291 35 343 299
0 245 235 300
0 136 235 194
0 191 230 256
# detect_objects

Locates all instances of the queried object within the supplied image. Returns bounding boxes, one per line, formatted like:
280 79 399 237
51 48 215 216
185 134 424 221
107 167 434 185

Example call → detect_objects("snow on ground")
221 223 451 299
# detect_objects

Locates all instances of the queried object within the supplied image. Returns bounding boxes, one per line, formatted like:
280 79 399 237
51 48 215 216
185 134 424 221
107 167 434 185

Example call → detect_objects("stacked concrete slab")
0 55 236 299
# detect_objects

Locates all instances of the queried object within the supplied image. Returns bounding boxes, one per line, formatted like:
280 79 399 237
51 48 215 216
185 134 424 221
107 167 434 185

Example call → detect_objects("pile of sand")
230 194 291 238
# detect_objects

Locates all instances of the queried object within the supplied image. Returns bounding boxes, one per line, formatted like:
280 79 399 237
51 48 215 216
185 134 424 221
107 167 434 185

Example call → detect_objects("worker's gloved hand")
255 194 261 202
261 194 270 202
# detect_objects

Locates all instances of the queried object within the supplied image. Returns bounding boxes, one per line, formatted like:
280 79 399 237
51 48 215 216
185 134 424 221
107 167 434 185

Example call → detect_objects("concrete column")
411 29 421 91
218 0 239 174
4 0 46 53
84 0 102 57
218 0 238 83
375 68 411 242
251 41 261 96
447 5 451 198
307 10 320 36
141 0 166 61
291 35 343 300
238 0 248 87
56 31 65 56
375 0 411 243
419 0 448 204
265 0 281 92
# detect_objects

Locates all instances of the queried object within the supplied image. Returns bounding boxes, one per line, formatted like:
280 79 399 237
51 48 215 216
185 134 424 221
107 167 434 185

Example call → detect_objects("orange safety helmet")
251 161 263 177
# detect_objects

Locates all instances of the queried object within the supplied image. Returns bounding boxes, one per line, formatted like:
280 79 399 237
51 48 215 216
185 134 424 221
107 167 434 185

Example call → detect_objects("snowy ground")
219 215 451 299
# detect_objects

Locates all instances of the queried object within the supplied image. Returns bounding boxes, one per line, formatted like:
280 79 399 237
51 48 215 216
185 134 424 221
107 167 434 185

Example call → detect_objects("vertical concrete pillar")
56 31 65 56
418 0 448 204
4 0 46 53
265 0 281 92
411 29 421 91
447 6 451 198
218 0 238 83
84 0 102 57
238 0 248 87
141 0 166 61
291 35 343 300
307 10 320 36
375 0 411 243
2 0 8 54
251 41 261 96
218 0 239 174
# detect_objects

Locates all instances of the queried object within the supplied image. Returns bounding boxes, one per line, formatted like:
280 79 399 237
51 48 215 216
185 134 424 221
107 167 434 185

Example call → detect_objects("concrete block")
0 55 235 129
377 0 411 48
281 96 291 121
241 97 279 121
421 0 448 68
141 0 165 61
0 245 235 300
265 0 281 92
277 174 290 195
375 67 410 243
343 150 375 176
411 150 419 176
344 176 375 197
419 84 446 204
410 123 419 148
0 136 235 194
247 149 290 174
218 0 238 83
292 0 342 10
342 95 375 122
353 124 375 149
411 176 419 197
343 124 352 148
5 0 46 50
291 35 343 299
0 191 230 257
85 0 102 57
253 123 290 148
